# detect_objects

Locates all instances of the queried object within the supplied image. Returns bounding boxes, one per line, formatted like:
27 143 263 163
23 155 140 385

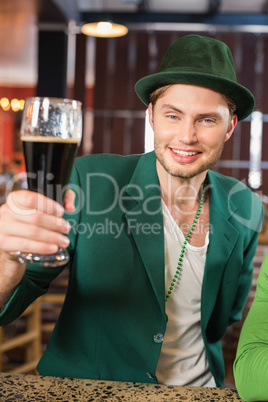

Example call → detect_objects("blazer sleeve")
0 263 64 325
233 253 268 402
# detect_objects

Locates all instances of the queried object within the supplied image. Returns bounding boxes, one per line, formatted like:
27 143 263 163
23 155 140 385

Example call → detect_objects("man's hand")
0 190 75 307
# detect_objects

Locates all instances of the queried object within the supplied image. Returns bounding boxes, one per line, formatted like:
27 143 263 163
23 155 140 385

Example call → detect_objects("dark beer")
22 136 79 204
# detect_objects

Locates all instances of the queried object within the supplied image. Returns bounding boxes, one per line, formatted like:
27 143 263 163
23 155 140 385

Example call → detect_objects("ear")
148 103 154 129
224 114 238 143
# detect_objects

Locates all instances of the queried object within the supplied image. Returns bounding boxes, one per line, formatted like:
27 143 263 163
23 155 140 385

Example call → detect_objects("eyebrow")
160 104 184 114
160 104 223 120
197 112 223 120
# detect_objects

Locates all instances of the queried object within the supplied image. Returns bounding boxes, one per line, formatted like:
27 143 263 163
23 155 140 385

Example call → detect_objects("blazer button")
153 333 164 343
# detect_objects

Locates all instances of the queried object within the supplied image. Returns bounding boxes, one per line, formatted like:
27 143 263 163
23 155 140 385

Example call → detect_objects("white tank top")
156 201 216 387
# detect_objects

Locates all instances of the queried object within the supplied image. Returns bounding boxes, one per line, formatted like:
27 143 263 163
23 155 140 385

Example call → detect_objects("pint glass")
17 97 82 266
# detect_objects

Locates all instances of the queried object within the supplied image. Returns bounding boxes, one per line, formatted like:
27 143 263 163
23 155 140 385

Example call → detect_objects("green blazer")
0 151 263 387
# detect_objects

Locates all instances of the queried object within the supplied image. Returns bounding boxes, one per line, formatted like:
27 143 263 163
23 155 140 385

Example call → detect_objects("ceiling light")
81 21 128 38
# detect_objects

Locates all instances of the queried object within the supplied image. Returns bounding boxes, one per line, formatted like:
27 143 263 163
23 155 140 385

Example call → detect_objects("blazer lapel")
124 152 166 318
201 171 239 330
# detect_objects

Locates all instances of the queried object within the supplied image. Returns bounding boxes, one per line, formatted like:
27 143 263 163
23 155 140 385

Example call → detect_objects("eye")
200 117 216 125
167 114 179 120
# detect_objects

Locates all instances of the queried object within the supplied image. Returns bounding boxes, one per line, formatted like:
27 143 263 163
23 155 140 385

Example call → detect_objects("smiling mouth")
171 148 200 156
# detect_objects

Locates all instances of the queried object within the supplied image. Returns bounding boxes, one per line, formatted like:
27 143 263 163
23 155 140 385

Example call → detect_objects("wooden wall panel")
262 40 268 113
239 122 251 166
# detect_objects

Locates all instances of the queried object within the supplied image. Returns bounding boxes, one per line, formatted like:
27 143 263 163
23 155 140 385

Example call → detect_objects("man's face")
148 83 237 180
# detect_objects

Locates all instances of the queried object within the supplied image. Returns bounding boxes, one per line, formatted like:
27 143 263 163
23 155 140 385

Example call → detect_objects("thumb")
63 189 76 212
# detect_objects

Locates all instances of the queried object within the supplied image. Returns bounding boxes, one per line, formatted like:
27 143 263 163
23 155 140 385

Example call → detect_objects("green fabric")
135 35 255 121
0 151 263 386
234 253 268 401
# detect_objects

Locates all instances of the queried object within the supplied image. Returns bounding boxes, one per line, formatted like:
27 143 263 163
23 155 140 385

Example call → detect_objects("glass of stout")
17 97 82 266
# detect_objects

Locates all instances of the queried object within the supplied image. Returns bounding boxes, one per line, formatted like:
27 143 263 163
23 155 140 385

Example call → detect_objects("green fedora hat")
135 35 255 121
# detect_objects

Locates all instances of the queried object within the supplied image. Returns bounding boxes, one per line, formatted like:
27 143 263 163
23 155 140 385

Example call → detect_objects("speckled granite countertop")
0 373 242 401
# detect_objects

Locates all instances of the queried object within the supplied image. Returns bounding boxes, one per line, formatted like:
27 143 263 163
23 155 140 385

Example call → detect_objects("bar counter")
0 373 242 401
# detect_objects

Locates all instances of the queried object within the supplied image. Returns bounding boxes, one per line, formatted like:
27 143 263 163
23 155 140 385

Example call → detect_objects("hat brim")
135 71 255 121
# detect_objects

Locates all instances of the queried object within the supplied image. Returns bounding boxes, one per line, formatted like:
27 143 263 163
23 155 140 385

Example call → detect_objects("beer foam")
21 136 80 143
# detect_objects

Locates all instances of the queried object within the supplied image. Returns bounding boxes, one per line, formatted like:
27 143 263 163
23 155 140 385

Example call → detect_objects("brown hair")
149 84 237 120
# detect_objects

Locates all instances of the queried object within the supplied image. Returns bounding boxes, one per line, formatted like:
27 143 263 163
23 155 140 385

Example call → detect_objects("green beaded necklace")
165 180 207 307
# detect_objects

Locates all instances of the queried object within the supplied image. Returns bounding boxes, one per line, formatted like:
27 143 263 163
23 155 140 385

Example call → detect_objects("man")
0 35 263 387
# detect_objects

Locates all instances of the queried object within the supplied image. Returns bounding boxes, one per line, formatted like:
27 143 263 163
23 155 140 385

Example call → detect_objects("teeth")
172 149 198 156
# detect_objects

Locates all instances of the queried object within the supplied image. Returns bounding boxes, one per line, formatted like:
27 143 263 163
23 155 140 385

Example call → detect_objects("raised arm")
234 253 268 402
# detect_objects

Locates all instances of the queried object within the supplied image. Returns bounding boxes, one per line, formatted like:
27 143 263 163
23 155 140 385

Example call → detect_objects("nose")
177 120 197 144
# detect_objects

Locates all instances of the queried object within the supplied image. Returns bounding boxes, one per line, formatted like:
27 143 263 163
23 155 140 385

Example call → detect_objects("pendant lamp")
81 21 128 38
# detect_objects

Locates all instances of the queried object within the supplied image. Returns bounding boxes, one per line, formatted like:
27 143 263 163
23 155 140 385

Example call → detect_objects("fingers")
0 190 71 255
6 190 65 218
0 236 60 255
1 202 70 233
0 219 70 249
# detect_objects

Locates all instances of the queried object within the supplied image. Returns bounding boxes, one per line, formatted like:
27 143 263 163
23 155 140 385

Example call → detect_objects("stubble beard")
154 142 225 179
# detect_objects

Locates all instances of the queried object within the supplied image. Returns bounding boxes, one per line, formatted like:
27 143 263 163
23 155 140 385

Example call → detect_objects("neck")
157 165 208 209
